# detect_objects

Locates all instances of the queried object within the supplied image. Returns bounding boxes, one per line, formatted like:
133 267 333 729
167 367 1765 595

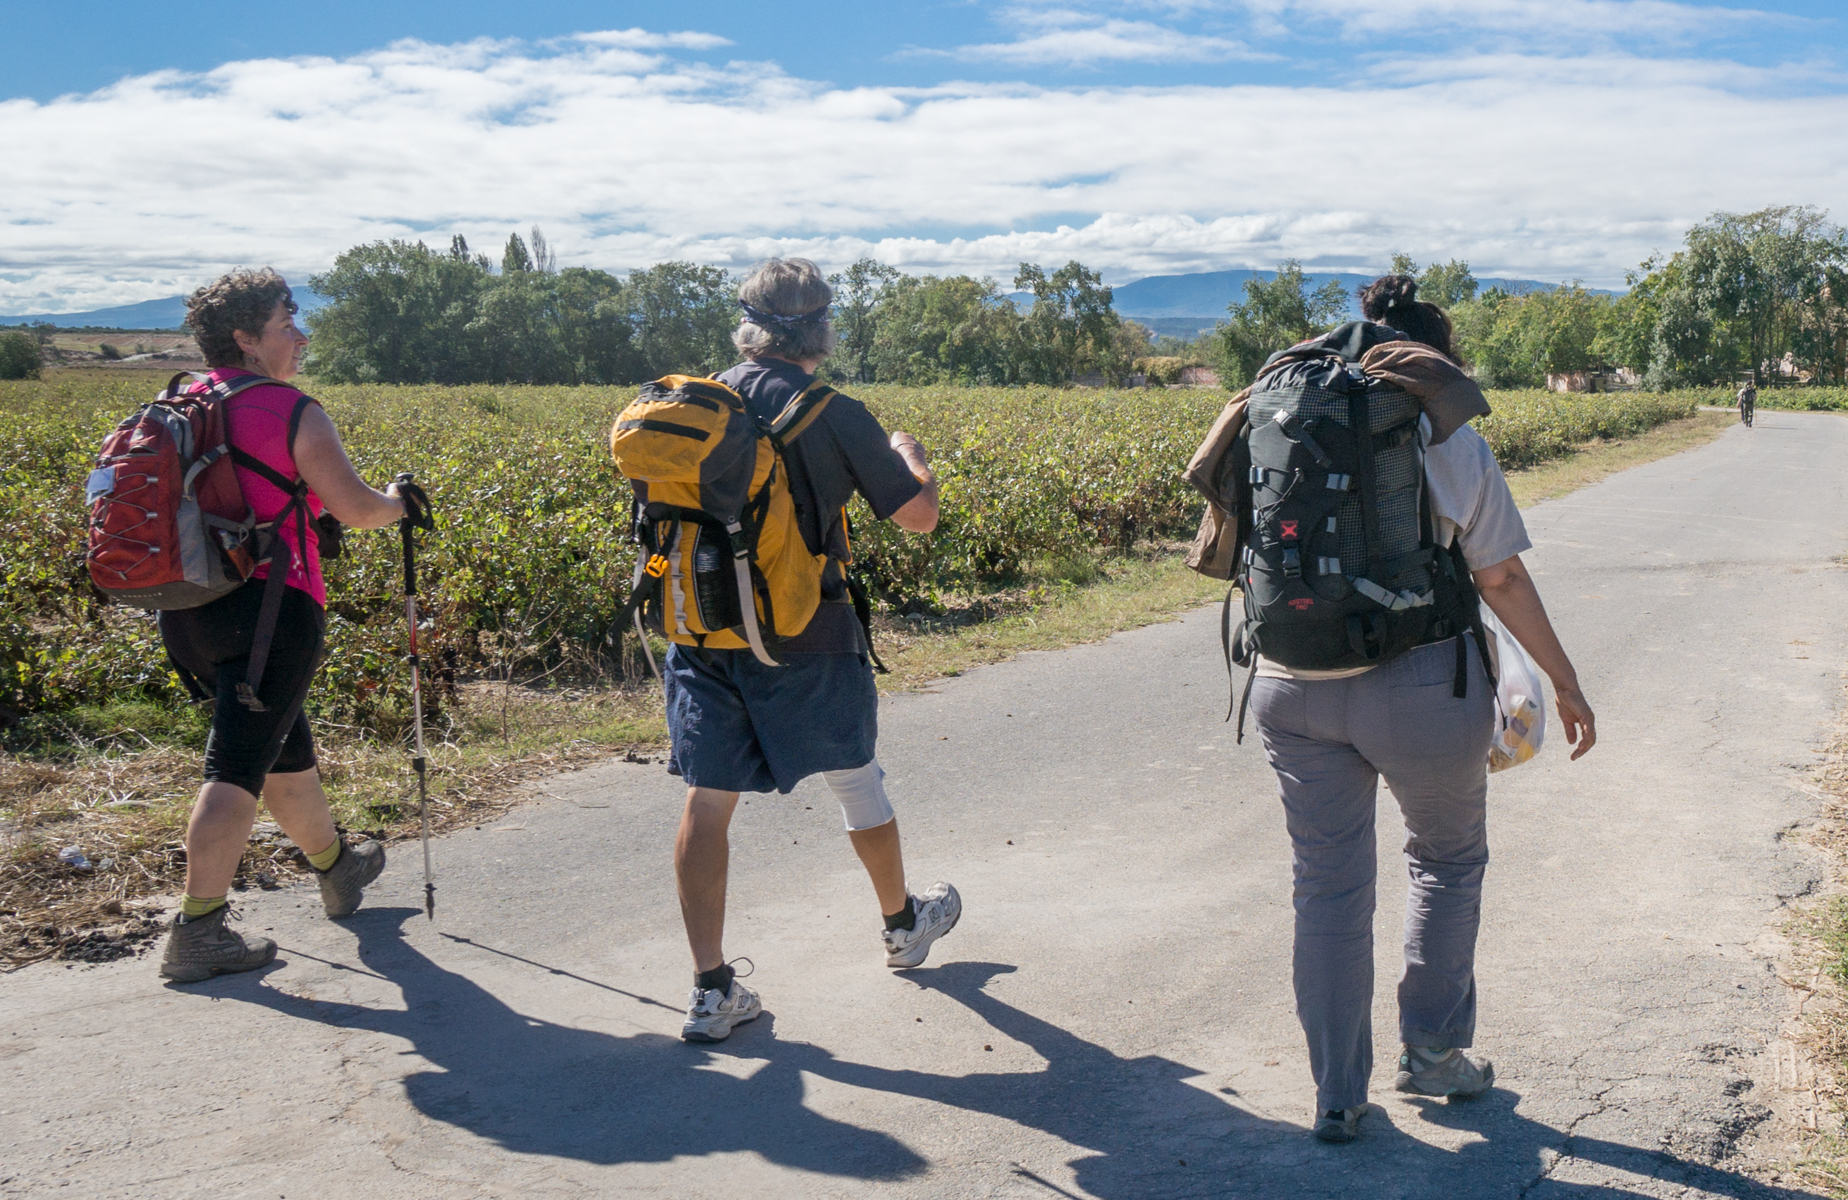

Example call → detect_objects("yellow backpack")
610 374 839 667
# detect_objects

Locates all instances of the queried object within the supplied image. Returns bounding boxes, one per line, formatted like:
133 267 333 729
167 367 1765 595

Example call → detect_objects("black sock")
695 963 735 993
884 897 917 932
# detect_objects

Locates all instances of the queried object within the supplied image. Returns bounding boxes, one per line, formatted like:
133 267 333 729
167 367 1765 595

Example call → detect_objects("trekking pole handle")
396 472 419 598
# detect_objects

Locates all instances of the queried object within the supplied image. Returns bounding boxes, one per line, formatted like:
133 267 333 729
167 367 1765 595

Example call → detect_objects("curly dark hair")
185 268 296 368
1358 275 1455 361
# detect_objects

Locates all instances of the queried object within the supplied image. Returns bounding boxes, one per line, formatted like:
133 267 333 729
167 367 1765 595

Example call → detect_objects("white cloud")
2 30 1846 312
569 29 734 51
942 18 1259 64
1245 0 1782 40
1011 0 1790 45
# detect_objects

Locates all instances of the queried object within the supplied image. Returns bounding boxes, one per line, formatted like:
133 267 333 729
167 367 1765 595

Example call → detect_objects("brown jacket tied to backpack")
1181 330 1491 580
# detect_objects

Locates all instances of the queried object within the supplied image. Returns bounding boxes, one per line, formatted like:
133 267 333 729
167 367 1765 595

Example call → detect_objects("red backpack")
86 371 315 711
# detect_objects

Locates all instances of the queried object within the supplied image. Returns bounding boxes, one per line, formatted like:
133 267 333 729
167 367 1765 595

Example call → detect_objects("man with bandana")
669 258 963 1043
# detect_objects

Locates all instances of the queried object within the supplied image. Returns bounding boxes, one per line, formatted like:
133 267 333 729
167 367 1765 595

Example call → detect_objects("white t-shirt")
1255 417 1530 680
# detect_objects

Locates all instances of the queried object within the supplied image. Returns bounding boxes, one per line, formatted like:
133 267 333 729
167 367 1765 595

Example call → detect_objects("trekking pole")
395 472 437 920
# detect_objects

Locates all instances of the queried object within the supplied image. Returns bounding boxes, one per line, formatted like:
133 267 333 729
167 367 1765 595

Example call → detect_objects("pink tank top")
213 369 327 608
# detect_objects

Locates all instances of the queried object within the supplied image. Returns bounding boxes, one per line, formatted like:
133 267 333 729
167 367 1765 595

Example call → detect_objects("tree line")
296 206 1848 391
1208 206 1848 389
306 229 1149 387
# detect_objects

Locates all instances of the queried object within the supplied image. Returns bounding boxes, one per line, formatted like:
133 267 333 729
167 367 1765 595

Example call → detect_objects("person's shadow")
212 909 1825 1198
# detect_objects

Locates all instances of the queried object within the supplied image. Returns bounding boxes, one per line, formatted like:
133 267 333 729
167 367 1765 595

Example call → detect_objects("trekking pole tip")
425 883 436 920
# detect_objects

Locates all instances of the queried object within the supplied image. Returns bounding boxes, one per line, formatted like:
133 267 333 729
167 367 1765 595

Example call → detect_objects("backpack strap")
159 371 201 401
221 389 318 712
833 505 888 673
1344 368 1382 575
766 382 836 447
844 573 889 674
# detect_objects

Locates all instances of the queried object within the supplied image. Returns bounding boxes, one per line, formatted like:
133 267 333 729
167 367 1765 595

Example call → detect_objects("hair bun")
1360 274 1419 322
1379 277 1416 308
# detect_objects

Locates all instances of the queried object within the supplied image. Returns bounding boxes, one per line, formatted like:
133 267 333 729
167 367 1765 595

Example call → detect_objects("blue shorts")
663 646 878 795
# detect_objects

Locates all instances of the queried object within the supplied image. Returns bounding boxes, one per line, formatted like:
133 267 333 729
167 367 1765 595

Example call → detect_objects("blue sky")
3 1 1846 310
12 0 1842 99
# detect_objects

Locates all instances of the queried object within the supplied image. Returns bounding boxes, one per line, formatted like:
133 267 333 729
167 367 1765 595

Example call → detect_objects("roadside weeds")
1768 672 1848 1194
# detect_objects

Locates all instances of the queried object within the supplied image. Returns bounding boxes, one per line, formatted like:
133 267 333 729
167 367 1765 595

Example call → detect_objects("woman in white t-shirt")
1252 276 1598 1144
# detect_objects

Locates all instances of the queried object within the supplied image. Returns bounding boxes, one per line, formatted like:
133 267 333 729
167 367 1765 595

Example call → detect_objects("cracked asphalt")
4 411 1847 1199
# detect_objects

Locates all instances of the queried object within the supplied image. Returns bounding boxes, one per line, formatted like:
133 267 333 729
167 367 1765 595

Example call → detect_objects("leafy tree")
0 331 41 380
465 266 635 385
469 271 571 385
1796 261 1848 384
1590 258 1667 375
307 239 492 383
828 257 900 383
551 268 640 384
1451 285 1615 387
502 232 534 276
1014 261 1122 383
1627 206 1848 387
1212 260 1348 386
1113 320 1153 370
1377 255 1476 308
1449 289 1527 386
1418 260 1479 308
870 274 1024 385
623 261 736 378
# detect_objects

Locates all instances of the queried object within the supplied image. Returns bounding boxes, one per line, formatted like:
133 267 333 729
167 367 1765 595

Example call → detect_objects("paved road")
5 413 1847 1200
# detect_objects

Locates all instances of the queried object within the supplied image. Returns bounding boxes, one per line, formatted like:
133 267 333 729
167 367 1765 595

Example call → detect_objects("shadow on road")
208 909 1823 1199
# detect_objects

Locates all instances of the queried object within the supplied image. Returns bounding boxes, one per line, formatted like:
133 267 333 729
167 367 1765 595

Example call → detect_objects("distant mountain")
1110 270 1606 331
0 289 330 329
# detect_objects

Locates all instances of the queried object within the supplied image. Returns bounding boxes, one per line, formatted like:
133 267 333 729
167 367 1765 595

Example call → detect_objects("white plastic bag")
1481 607 1546 772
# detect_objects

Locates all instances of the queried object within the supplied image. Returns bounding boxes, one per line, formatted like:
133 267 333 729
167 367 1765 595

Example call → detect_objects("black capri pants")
159 580 326 797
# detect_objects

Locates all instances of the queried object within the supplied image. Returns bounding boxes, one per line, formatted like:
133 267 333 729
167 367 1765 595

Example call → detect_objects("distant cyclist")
1737 381 1756 427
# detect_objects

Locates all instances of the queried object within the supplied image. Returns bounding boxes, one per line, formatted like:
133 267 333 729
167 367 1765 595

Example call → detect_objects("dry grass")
0 683 665 968
1501 410 1734 508
1771 676 1848 1193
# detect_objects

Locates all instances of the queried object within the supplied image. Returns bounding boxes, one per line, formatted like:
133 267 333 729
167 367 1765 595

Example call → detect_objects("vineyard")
0 372 1703 737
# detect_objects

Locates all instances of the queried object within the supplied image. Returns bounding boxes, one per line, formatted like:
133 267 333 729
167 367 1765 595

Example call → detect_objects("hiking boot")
159 907 277 983
883 881 962 969
1313 1105 1366 1143
1394 1044 1494 1099
316 837 385 918
681 978 763 1043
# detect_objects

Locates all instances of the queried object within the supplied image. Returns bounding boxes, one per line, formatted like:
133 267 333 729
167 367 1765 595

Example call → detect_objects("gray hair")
732 258 836 362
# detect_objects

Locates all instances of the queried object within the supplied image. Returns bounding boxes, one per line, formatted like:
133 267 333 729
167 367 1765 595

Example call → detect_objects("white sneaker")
882 881 962 968
681 978 762 1043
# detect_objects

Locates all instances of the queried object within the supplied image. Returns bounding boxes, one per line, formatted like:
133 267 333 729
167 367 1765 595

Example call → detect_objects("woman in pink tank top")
218 372 328 607
156 268 423 983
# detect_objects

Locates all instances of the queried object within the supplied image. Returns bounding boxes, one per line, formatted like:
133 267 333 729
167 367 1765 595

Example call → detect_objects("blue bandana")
739 300 830 327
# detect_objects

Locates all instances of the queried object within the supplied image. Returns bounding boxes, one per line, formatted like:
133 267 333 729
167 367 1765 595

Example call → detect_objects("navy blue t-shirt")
715 358 924 653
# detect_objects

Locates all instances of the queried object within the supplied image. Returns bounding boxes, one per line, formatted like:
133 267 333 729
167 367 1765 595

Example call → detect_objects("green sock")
305 839 343 872
180 894 228 920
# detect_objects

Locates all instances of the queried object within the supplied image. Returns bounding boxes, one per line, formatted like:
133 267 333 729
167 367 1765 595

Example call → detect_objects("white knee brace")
822 760 896 832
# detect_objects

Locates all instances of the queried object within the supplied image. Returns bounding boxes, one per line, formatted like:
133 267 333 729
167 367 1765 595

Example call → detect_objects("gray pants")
1250 637 1496 1112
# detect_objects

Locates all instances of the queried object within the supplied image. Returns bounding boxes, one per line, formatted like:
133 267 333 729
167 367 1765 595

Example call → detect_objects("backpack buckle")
645 554 670 578
1281 547 1302 579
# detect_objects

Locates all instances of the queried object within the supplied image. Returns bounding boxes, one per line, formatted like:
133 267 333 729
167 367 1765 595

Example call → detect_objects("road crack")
1517 1078 1625 1199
